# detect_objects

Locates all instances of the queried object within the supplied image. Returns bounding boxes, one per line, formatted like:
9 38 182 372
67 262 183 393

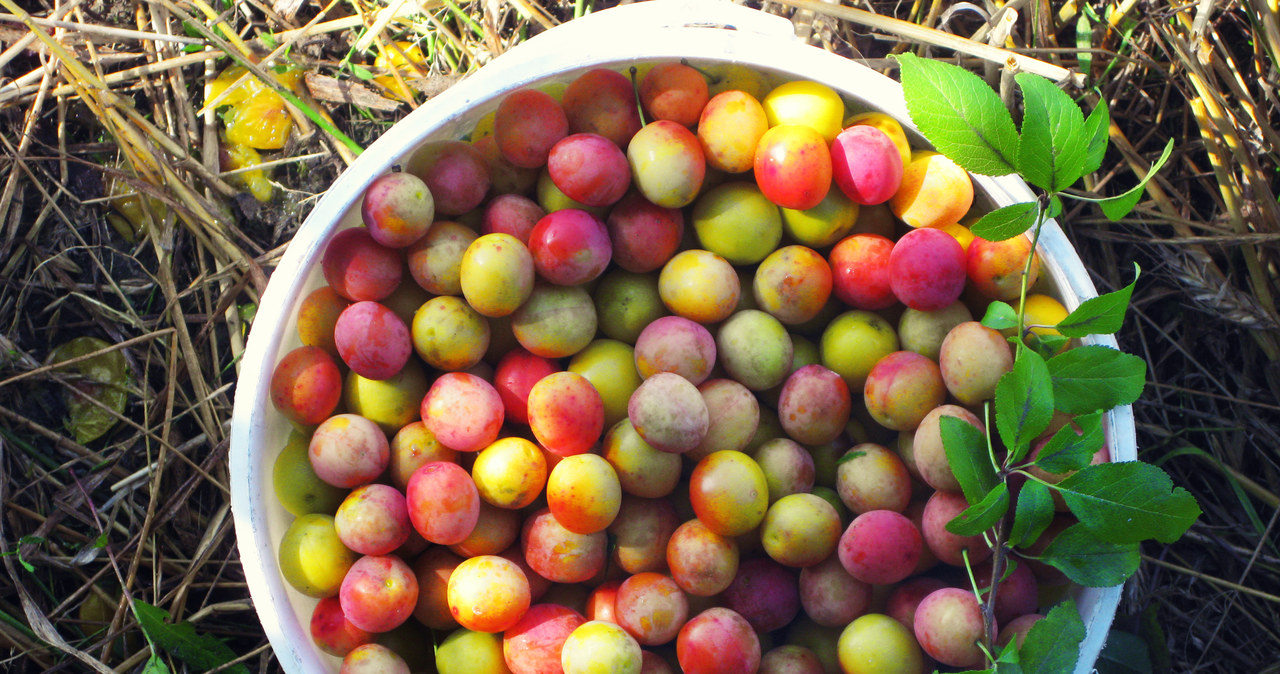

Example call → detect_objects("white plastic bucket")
230 1 1132 671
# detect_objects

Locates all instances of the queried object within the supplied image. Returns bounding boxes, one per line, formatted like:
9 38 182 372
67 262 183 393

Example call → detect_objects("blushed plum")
562 620 644 674
536 167 609 218
411 293 489 372
837 509 922 585
913 587 987 669
309 413 389 488
835 442 912 514
615 573 689 646
471 436 547 510
503 603 587 674
474 133 540 196
311 595 372 657
967 233 1042 301
335 483 412 556
884 576 948 632
829 233 896 311
888 227 967 312
322 227 402 302
405 220 477 296
666 519 739 597
677 607 761 674
913 404 985 493
697 90 768 173
341 643 410 674
836 613 926 674
388 421 456 491
460 232 535 317
494 88 568 169
450 500 522 557
522 507 607 584
762 80 844 142
820 310 899 390
421 372 504 452
339 554 418 633
407 140 490 216
627 372 709 454
897 301 973 361
527 371 605 457
760 645 825 674
511 283 598 358
278 513 356 597
658 249 739 324
798 553 871 628
343 359 429 434
722 557 800 633
482 193 545 243
634 315 717 384
406 461 480 545
436 628 510 674
754 245 833 325
606 191 684 273
602 420 681 499
863 351 946 431
548 133 631 207
586 580 621 623
528 209 612 286
921 489 993 567
447 554 531 633
628 120 706 209
609 496 679 574
844 111 912 168
689 450 769 537
563 68 643 148
493 347 559 425
997 613 1044 650
974 558 1040 625
640 62 709 127
297 286 350 356
691 181 783 265
547 453 621 534
595 269 667 344
938 321 1014 406
273 430 347 516
778 364 851 445
890 151 974 230
754 124 832 211
752 437 815 503
761 493 842 568
718 309 794 391
335 301 412 380
830 124 903 206
271 345 342 426
689 378 759 461
780 187 860 249
411 547 464 630
569 339 643 429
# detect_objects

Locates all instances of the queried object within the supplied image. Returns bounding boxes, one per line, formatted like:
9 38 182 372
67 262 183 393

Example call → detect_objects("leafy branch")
895 53 1199 671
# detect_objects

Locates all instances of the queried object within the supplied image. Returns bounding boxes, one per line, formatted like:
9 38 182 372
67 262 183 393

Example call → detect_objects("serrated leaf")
981 301 1019 331
1047 346 1146 414
896 53 1020 176
1037 523 1140 586
1096 138 1175 220
941 415 999 504
1056 461 1201 543
1057 265 1139 338
1027 332 1071 360
133 601 250 674
1047 193 1063 218
1021 600 1087 673
1033 410 1105 473
1082 98 1111 174
1096 629 1154 674
1008 478 1054 548
971 201 1040 241
996 344 1053 464
1016 73 1089 192
946 482 1009 536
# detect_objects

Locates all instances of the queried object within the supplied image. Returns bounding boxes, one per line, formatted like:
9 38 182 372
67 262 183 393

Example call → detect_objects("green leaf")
1047 193 1063 218
970 201 1040 241
1096 629 1154 674
836 449 867 466
941 415 999 504
1020 600 1088 673
1057 264 1139 338
981 301 1019 331
1037 523 1140 586
1082 97 1111 174
1095 138 1175 220
1016 72 1088 192
946 482 1009 536
1047 345 1146 414
1033 410 1105 473
1008 478 1054 548
996 344 1053 464
1027 332 1071 360
133 601 250 674
1056 461 1201 544
350 64 375 81
142 655 172 674
1076 13 1095 85
895 53 1021 176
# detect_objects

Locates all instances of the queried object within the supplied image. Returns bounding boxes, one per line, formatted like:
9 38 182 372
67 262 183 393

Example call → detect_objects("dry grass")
0 0 1276 672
